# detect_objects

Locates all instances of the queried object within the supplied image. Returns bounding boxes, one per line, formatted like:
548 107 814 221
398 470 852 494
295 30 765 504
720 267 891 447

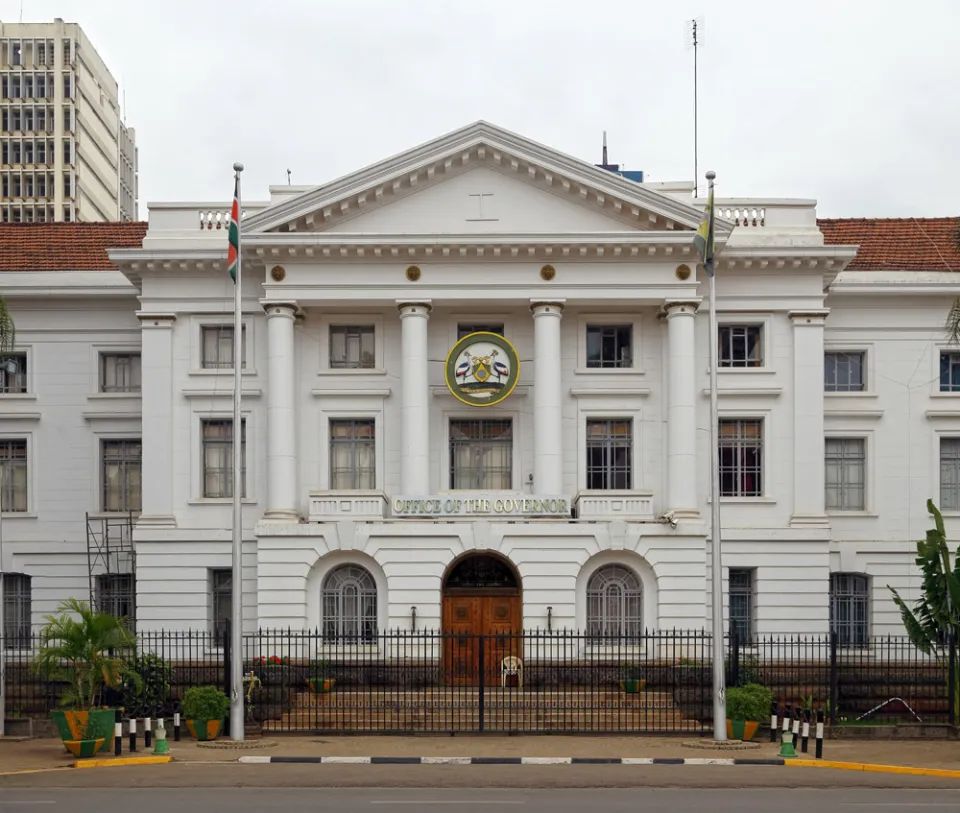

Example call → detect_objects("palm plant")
0 295 14 354
33 598 139 709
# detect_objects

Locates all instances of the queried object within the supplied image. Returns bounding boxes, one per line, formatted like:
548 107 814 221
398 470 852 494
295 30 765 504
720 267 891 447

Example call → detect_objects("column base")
134 514 177 530
789 513 830 529
260 508 301 523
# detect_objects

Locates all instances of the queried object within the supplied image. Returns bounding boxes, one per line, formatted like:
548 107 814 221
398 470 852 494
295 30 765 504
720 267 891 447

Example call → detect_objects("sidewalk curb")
73 756 173 770
237 756 786 766
786 759 960 779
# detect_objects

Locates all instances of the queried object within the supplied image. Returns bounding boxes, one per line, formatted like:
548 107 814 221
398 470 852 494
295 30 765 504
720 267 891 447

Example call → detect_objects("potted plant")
253 655 291 685
619 663 646 694
725 683 773 742
181 685 230 741
305 660 335 694
33 598 139 756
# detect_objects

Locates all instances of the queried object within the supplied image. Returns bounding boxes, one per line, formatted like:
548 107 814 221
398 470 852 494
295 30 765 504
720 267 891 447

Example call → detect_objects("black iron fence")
2 629 956 734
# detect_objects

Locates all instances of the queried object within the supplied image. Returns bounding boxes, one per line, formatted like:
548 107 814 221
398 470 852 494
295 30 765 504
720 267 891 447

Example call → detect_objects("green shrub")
725 683 773 721
120 653 171 718
181 686 229 721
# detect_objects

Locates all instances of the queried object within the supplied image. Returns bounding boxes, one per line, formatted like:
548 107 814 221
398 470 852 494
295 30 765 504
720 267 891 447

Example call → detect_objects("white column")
137 313 176 527
790 310 829 527
665 301 700 518
263 302 299 520
531 301 565 495
399 302 431 494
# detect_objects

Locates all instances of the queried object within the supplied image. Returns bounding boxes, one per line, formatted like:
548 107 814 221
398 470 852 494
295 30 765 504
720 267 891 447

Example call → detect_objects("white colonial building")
2 121 959 647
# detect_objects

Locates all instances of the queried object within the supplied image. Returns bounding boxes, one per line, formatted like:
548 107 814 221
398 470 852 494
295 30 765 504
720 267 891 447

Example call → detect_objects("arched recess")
305 549 388 637
575 549 660 634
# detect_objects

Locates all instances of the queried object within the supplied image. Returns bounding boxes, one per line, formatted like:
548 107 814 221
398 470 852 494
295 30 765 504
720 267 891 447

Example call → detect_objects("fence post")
728 628 740 687
222 625 232 733
477 634 485 734
949 630 957 727
828 632 839 726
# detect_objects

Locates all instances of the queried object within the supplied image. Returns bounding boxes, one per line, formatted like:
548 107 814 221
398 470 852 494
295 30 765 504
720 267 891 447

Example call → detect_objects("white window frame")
0 345 33 398
99 437 143 515
316 408 383 491
823 344 873 396
824 431 874 515
935 431 960 515
189 410 256 504
716 409 774 503
0 430 36 517
727 567 756 643
446 314 513 349
575 398 646 493
209 568 233 639
317 314 385 375
440 408 522 493
715 314 773 374
88 344 142 398
576 313 644 375
189 315 256 377
86 427 141 518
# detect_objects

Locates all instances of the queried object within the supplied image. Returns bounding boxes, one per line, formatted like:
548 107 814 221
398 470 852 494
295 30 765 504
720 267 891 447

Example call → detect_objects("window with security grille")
201 325 246 369
940 438 960 510
825 352 865 392
586 565 643 639
202 419 246 498
210 569 232 638
3 573 31 650
941 352 960 392
829 573 869 647
100 353 141 393
0 353 27 394
0 439 28 512
102 439 142 513
586 325 632 368
586 419 633 490
718 325 762 368
825 438 865 511
728 569 754 642
330 325 375 369
96 574 135 629
330 419 376 490
457 323 504 339
449 419 512 490
322 564 377 641
718 419 763 497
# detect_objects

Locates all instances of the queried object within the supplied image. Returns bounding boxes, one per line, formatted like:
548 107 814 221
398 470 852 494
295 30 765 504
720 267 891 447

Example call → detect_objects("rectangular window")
1 353 29 394
719 325 763 368
457 323 504 339
11 109 21 132
36 140 45 163
63 107 71 131
201 325 246 370
95 574 135 629
940 352 960 392
585 418 633 490
11 142 21 164
23 76 33 98
11 43 21 66
202 419 246 499
449 419 512 490
329 419 376 490
940 438 960 511
210 569 232 638
63 74 71 98
37 43 45 66
3 573 31 650
329 325 375 369
829 573 869 648
63 140 71 164
99 352 141 393
102 439 142 513
719 419 763 497
825 438 865 511
36 75 45 98
0 439 27 512
586 325 632 369
36 174 45 196
728 569 754 643
63 174 71 197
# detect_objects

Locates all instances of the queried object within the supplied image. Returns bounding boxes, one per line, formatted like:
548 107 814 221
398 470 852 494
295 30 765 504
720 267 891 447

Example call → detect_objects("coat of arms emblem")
444 331 520 407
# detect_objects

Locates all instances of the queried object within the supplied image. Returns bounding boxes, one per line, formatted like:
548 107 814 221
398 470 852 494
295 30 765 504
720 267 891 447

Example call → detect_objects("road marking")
0 802 56 806
369 803 525 806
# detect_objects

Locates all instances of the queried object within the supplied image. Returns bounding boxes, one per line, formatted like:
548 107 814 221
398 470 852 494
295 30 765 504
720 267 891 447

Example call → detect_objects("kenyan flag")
227 176 240 282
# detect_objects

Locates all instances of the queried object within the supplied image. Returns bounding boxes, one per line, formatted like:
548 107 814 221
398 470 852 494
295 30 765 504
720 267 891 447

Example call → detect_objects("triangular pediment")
243 121 723 238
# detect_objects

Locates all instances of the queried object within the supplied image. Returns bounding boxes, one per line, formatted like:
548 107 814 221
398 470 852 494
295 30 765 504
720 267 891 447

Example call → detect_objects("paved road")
1 787 959 812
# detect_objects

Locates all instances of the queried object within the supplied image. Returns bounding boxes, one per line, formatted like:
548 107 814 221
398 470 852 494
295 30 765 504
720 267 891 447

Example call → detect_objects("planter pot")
185 719 223 741
726 718 760 742
619 679 647 694
51 709 116 754
64 738 106 758
306 678 336 694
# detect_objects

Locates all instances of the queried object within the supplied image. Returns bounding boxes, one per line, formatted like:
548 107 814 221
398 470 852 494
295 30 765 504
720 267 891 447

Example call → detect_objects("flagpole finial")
706 170 715 181
233 162 244 173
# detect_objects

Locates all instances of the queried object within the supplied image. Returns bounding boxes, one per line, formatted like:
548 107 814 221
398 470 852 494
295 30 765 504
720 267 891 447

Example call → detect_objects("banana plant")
0 295 13 355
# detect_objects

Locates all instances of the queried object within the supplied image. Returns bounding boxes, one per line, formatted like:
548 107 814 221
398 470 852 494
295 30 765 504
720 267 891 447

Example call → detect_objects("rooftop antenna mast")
602 130 608 166
686 17 705 197
286 169 291 185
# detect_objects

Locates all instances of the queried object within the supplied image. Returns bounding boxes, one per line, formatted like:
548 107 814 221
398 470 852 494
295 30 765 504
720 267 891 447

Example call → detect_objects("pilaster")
398 301 432 494
531 300 565 495
664 300 700 518
263 301 299 521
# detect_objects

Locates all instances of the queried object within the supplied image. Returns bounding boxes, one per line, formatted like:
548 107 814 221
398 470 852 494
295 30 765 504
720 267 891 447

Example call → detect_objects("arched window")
322 564 377 641
586 564 643 639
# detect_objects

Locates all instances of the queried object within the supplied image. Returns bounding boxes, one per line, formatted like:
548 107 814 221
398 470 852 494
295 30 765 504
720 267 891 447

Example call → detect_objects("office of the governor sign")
392 495 572 518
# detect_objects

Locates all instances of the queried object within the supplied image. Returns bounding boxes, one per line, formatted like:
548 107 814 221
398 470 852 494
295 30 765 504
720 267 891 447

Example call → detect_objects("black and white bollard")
782 704 791 741
173 712 181 742
770 701 779 743
792 708 801 749
801 709 811 753
144 717 152 749
815 708 825 759
128 717 137 753
114 720 123 757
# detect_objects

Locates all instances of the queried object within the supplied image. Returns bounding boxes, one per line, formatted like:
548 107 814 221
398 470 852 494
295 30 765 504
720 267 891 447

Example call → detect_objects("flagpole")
705 169 727 741
230 162 245 742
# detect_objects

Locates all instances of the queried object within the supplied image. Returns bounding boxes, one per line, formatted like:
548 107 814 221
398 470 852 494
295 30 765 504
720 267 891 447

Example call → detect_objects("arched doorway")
442 553 522 685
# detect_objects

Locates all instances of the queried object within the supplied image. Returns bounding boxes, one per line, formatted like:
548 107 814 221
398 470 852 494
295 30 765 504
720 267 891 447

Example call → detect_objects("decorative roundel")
406 265 422 281
270 265 286 281
675 263 692 281
444 331 521 408
540 264 556 281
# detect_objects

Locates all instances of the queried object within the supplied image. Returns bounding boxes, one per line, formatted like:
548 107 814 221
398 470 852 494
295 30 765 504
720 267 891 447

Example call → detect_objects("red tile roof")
0 222 147 272
819 217 960 272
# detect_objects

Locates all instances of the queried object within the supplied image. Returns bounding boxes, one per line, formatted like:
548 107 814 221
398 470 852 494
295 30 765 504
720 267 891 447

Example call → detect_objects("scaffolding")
85 512 136 625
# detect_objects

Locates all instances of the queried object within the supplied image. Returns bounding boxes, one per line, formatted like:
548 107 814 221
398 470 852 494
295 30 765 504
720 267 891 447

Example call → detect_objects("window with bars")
96 574 135 629
322 564 377 642
329 325 375 369
0 353 28 394
457 323 504 339
940 438 960 511
718 419 763 497
585 419 633 490
728 569 754 642
825 438 865 511
201 326 246 370
586 564 643 639
449 419 512 490
825 352 865 392
3 573 31 650
586 325 632 368
0 439 28 512
718 325 763 368
829 573 869 647
99 353 141 393
102 439 142 513
201 419 246 499
329 419 376 490
940 353 960 392
210 569 232 638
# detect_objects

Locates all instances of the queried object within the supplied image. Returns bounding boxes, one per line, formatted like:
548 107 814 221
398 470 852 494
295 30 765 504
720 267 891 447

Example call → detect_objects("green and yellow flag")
693 185 715 277
227 177 240 283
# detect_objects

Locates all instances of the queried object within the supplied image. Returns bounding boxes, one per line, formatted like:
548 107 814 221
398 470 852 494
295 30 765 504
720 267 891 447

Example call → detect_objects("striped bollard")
114 720 123 757
815 708 825 759
128 718 137 753
153 719 170 756
144 717 152 749
792 709 800 749
801 709 811 753
173 712 181 742
770 701 779 743
782 704 791 740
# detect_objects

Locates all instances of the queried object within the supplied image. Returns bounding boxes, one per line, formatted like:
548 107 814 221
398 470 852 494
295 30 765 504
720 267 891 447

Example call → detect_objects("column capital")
261 300 299 317
530 300 565 315
788 309 830 325
397 300 432 317
663 300 701 317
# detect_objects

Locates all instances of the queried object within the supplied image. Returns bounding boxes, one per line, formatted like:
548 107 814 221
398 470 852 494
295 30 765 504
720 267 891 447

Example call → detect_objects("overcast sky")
5 0 958 218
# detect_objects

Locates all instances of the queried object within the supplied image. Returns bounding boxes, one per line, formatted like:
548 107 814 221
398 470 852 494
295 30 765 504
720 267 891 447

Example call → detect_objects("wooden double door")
442 591 522 685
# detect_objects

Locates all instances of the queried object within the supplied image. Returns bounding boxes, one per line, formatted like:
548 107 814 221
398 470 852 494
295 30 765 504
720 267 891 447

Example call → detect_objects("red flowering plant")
253 655 290 667
251 655 294 685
